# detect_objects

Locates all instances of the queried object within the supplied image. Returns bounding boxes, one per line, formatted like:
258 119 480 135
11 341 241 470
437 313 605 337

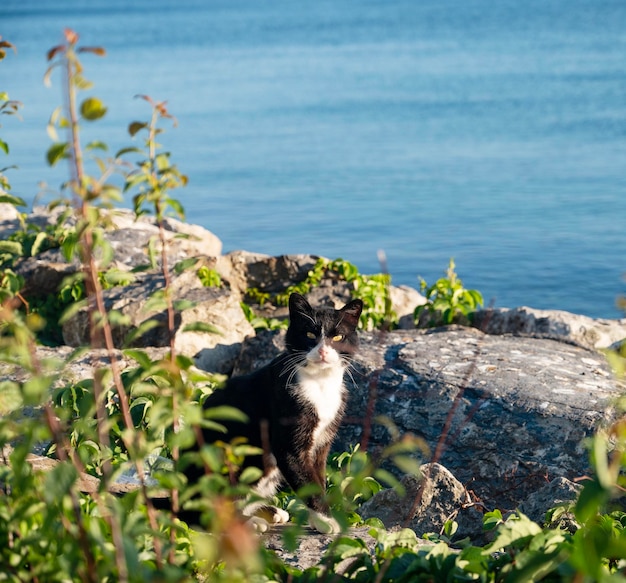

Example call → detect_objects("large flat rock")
334 327 622 509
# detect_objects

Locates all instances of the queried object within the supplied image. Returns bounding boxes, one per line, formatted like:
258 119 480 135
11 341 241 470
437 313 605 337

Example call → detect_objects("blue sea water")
2 0 626 318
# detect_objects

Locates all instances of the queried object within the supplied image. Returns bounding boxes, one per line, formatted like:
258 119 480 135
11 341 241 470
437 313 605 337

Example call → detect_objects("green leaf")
101 269 134 287
376 527 420 552
22 376 50 406
174 257 199 274
155 152 171 171
443 519 458 538
239 466 264 484
329 536 369 560
124 173 149 192
128 121 148 137
85 140 108 151
575 477 609 524
232 444 264 458
46 142 69 166
591 432 614 490
143 293 167 314
154 470 186 491
166 196 185 218
182 322 221 335
373 468 404 493
0 240 22 256
391 454 421 476
43 461 79 504
30 231 48 257
0 193 26 206
0 139 8 155
60 232 79 261
175 354 196 371
107 310 131 327
467 289 484 307
482 512 542 554
58 299 89 325
173 299 196 311
204 405 248 424
73 75 94 91
0 380 23 414
483 509 503 532
80 97 107 121
115 146 142 157
124 319 161 347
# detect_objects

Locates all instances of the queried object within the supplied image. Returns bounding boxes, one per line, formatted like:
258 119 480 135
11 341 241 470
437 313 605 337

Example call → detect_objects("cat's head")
285 293 363 366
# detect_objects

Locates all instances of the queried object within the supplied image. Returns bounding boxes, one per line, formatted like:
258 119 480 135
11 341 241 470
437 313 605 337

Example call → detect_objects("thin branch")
61 36 164 571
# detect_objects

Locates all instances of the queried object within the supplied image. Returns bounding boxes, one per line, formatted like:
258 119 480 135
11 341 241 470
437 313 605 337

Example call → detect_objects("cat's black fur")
181 292 363 531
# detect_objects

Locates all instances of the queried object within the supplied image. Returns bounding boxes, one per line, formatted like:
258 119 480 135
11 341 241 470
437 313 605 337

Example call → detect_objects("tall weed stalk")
47 28 165 576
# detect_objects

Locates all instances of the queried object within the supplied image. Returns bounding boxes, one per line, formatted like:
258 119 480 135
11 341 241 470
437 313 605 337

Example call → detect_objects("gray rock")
0 204 62 237
3 202 624 539
5 207 222 296
230 329 285 376
183 288 255 373
15 248 77 296
360 463 484 541
335 326 621 509
0 202 21 226
518 476 582 528
393 285 427 329
221 251 319 294
106 210 222 271
263 526 378 572
62 270 254 373
473 306 626 350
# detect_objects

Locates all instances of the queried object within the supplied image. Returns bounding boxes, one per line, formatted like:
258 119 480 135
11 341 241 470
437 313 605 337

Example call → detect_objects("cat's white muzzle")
307 342 340 368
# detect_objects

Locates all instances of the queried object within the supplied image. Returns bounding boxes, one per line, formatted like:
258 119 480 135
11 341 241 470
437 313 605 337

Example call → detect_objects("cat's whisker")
284 362 302 388
339 354 358 370
280 353 306 374
280 352 308 387
341 357 360 388
343 367 358 388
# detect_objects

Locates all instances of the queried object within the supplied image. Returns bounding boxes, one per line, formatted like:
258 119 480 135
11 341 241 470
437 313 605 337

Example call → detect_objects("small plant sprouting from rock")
197 265 222 288
414 257 484 326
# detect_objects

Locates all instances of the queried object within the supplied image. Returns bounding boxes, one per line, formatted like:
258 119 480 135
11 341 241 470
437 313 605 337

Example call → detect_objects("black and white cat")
182 292 363 533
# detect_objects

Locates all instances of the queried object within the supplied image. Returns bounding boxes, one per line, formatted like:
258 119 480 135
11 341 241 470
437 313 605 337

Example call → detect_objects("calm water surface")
2 0 626 317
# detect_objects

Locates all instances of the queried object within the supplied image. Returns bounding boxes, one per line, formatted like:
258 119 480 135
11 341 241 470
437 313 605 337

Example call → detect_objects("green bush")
414 258 484 326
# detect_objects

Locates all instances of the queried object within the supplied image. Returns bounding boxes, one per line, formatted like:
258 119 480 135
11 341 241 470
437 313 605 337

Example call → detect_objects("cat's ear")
289 293 313 317
340 299 363 329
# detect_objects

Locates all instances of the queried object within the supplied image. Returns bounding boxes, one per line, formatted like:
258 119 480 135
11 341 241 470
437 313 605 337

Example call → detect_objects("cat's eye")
306 331 317 340
332 334 344 342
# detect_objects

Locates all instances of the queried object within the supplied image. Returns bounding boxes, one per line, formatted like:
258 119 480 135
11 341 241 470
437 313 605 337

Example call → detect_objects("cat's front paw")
247 506 290 532
268 507 290 525
258 505 290 525
308 510 341 534
247 516 271 533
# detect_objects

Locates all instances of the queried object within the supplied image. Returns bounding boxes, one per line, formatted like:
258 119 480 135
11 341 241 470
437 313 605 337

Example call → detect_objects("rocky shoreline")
2 204 626 561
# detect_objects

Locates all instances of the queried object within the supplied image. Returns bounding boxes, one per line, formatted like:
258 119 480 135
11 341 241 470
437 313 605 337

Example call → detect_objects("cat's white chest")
295 368 345 424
